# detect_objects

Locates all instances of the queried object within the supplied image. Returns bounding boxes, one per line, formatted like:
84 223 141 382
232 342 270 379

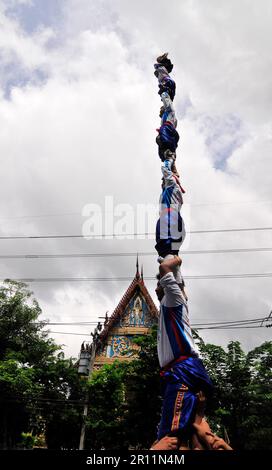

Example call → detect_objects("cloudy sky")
0 0 271 359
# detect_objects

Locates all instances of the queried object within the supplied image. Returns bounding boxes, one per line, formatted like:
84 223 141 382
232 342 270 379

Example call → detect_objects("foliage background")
0 280 271 449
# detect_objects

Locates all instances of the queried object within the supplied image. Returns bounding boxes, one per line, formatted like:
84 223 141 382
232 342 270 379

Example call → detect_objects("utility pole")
78 322 102 450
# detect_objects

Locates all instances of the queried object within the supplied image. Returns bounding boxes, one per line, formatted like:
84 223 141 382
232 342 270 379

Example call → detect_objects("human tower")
154 53 185 280
152 56 233 450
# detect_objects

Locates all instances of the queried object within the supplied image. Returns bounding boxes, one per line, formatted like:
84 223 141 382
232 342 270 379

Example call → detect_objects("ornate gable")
93 263 158 369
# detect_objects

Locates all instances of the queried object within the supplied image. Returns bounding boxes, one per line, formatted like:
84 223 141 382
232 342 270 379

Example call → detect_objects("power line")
1 201 271 220
0 316 266 328
45 316 271 334
196 325 268 330
48 324 270 336
1 273 272 282
0 226 272 240
190 227 272 234
50 331 92 336
1 199 271 220
42 322 99 326
1 247 272 259
192 317 266 326
35 316 268 327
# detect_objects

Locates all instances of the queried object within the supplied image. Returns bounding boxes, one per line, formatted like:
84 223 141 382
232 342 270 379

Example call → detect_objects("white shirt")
157 272 198 368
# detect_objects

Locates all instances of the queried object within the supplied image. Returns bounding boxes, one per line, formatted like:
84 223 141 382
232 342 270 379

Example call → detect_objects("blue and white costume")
154 64 176 101
160 91 177 128
155 162 185 258
157 272 213 440
155 66 179 160
156 123 180 161
154 55 213 442
158 272 197 366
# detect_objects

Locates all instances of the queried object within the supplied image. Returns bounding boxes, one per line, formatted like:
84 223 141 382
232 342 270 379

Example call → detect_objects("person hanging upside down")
156 117 179 162
156 90 180 161
155 157 185 285
154 256 214 450
160 91 177 128
154 54 179 161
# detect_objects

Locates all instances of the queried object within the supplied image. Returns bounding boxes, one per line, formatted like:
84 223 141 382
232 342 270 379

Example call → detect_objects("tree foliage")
86 326 161 450
0 280 84 449
85 328 272 450
1 280 271 449
196 335 272 449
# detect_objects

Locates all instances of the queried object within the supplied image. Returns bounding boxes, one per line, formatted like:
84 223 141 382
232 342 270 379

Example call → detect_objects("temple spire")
136 254 140 279
141 264 144 280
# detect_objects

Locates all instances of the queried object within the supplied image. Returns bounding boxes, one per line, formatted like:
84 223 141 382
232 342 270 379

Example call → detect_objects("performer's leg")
157 380 197 443
192 391 214 450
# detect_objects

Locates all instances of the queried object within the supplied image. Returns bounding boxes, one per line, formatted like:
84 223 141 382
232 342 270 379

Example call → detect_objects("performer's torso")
157 273 198 368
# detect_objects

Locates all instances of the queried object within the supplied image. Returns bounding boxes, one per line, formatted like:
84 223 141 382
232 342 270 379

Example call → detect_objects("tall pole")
78 323 102 450
79 399 89 450
78 341 97 450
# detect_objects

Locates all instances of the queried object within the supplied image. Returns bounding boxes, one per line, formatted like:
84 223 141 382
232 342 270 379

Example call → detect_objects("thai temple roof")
99 257 158 343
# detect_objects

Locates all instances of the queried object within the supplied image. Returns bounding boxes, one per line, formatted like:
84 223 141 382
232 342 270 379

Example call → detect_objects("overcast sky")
0 0 271 359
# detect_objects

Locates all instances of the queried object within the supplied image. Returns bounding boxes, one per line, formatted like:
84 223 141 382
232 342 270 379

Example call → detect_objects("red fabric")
160 355 190 376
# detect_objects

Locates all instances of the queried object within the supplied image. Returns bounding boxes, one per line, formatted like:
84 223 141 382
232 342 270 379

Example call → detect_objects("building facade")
93 262 158 370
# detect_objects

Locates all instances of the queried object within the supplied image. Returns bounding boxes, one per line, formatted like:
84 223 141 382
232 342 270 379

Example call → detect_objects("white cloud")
0 0 33 7
0 0 271 358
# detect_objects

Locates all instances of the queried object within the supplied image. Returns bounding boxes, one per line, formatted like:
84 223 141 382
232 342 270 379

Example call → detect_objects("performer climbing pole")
152 53 233 451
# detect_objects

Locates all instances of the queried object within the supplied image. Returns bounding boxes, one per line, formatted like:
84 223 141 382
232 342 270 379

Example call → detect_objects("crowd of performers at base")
152 54 233 451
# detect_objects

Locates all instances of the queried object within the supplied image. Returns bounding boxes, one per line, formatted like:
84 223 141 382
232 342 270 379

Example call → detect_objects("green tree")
242 342 272 449
0 359 42 448
0 280 57 363
122 326 162 449
85 327 161 450
0 280 84 449
86 361 128 450
34 352 84 449
85 327 272 450
2 279 271 450
197 337 272 449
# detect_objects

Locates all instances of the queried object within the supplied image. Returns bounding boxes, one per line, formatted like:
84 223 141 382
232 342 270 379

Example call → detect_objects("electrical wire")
0 226 272 240
43 315 271 335
0 199 271 220
36 316 267 327
1 273 271 282
48 324 270 336
1 247 272 259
